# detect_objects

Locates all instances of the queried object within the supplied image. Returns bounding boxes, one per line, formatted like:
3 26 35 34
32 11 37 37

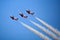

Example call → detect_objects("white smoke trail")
35 17 60 37
30 20 59 40
18 21 51 40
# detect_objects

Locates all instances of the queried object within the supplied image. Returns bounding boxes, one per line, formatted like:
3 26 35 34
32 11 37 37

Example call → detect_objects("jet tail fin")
15 18 18 21
24 16 28 18
31 13 34 15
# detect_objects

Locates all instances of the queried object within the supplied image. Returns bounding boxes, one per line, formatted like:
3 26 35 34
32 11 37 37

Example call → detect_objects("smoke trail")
30 20 59 40
35 17 60 37
18 21 51 40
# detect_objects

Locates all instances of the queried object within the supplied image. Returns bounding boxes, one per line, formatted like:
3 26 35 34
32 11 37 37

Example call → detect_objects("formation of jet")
10 16 18 21
26 9 34 15
10 9 34 20
19 12 28 18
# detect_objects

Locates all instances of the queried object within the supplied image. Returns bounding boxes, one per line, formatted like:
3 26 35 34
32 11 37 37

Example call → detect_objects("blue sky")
0 0 60 40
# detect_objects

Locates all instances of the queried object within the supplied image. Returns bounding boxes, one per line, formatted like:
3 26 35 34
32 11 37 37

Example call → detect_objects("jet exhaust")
35 17 60 37
18 21 51 40
30 20 59 40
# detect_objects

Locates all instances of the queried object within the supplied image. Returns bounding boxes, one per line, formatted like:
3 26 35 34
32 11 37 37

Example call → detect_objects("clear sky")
0 0 60 40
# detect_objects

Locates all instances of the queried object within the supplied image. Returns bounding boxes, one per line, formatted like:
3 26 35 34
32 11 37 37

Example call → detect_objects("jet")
26 9 34 15
10 16 18 21
19 13 28 18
